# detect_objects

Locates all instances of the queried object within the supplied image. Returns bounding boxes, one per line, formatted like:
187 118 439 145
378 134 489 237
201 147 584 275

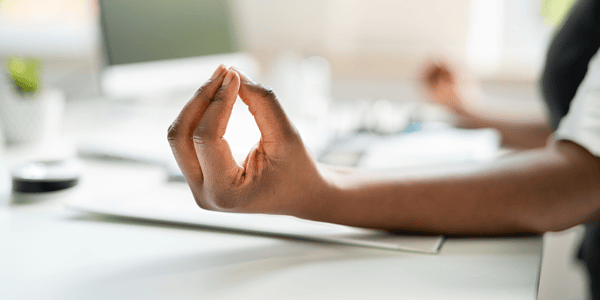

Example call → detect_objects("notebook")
66 182 444 254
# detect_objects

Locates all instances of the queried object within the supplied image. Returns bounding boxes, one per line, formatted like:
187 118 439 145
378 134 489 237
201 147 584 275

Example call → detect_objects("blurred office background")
0 0 568 101
0 0 589 299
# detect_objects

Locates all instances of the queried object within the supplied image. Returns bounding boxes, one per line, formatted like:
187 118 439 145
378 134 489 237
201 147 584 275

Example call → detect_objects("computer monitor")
97 0 258 99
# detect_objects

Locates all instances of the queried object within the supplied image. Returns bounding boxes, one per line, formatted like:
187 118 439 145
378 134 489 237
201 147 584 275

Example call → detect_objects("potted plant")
0 56 64 145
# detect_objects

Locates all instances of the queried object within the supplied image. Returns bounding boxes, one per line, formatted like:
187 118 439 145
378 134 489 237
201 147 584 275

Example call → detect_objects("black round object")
11 160 81 193
12 178 79 193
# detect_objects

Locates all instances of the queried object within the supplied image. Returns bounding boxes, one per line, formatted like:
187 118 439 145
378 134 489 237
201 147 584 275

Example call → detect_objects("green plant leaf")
7 56 41 95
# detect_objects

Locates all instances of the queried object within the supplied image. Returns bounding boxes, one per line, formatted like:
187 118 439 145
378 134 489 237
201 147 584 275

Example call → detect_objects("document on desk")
66 184 444 254
358 125 501 169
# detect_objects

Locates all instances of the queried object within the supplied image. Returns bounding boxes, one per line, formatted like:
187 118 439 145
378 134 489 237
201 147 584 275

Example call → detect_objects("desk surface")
0 203 542 300
0 161 543 300
0 100 543 299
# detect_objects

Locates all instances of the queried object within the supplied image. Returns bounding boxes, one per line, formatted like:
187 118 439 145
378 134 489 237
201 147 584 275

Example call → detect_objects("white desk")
0 97 544 299
0 159 542 300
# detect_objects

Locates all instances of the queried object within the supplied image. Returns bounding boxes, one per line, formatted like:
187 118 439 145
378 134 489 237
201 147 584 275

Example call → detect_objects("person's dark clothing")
541 0 600 298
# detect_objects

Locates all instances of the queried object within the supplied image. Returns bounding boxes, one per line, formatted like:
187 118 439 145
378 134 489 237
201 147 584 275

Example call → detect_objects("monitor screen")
96 0 256 99
98 0 238 66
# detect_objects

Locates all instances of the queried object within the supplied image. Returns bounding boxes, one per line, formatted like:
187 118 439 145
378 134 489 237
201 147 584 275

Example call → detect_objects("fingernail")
222 69 235 86
210 64 225 80
231 66 254 83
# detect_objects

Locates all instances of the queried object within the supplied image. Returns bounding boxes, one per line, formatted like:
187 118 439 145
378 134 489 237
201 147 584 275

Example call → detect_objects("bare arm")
312 140 600 235
422 62 553 149
169 66 600 236
455 109 554 150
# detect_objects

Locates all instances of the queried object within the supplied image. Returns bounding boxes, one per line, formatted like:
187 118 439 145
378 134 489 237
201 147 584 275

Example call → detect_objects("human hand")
421 61 466 115
167 65 330 216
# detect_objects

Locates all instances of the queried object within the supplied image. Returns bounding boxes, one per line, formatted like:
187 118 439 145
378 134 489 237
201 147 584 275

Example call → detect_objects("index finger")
167 64 228 185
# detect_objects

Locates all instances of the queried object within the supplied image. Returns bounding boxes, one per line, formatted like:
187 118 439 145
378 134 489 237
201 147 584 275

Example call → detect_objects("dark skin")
168 65 600 235
422 62 554 150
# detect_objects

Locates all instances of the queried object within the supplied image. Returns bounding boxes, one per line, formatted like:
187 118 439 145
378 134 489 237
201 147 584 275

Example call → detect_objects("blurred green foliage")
7 56 41 96
542 0 577 26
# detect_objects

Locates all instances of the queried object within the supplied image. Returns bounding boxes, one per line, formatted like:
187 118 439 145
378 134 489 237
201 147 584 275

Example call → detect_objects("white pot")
0 87 65 145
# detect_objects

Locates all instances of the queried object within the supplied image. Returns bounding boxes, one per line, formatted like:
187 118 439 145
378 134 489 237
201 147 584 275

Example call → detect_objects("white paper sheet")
66 183 443 254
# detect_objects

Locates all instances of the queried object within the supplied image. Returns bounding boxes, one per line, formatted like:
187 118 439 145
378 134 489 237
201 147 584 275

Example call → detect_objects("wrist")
291 164 349 223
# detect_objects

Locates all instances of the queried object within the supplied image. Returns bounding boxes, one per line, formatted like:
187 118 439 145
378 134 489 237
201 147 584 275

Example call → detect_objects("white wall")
0 0 97 59
0 0 556 82
232 0 472 80
231 0 555 81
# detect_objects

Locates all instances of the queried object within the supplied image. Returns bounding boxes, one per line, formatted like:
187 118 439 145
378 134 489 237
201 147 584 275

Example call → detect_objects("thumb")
231 67 299 143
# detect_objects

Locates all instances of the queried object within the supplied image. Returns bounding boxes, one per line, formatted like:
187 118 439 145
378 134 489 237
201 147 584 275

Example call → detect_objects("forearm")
455 109 553 150
423 67 552 149
308 141 600 235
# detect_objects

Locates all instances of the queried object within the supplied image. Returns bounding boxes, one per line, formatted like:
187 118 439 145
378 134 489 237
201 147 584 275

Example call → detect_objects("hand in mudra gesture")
168 65 329 217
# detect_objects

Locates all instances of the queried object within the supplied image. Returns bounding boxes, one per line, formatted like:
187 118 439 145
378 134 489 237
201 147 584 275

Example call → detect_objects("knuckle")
167 121 181 146
258 84 277 100
247 104 259 117
256 84 283 109
211 88 228 103
192 125 215 145
193 81 211 97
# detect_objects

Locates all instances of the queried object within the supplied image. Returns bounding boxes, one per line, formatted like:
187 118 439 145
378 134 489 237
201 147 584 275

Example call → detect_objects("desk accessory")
12 159 80 193
0 56 64 145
